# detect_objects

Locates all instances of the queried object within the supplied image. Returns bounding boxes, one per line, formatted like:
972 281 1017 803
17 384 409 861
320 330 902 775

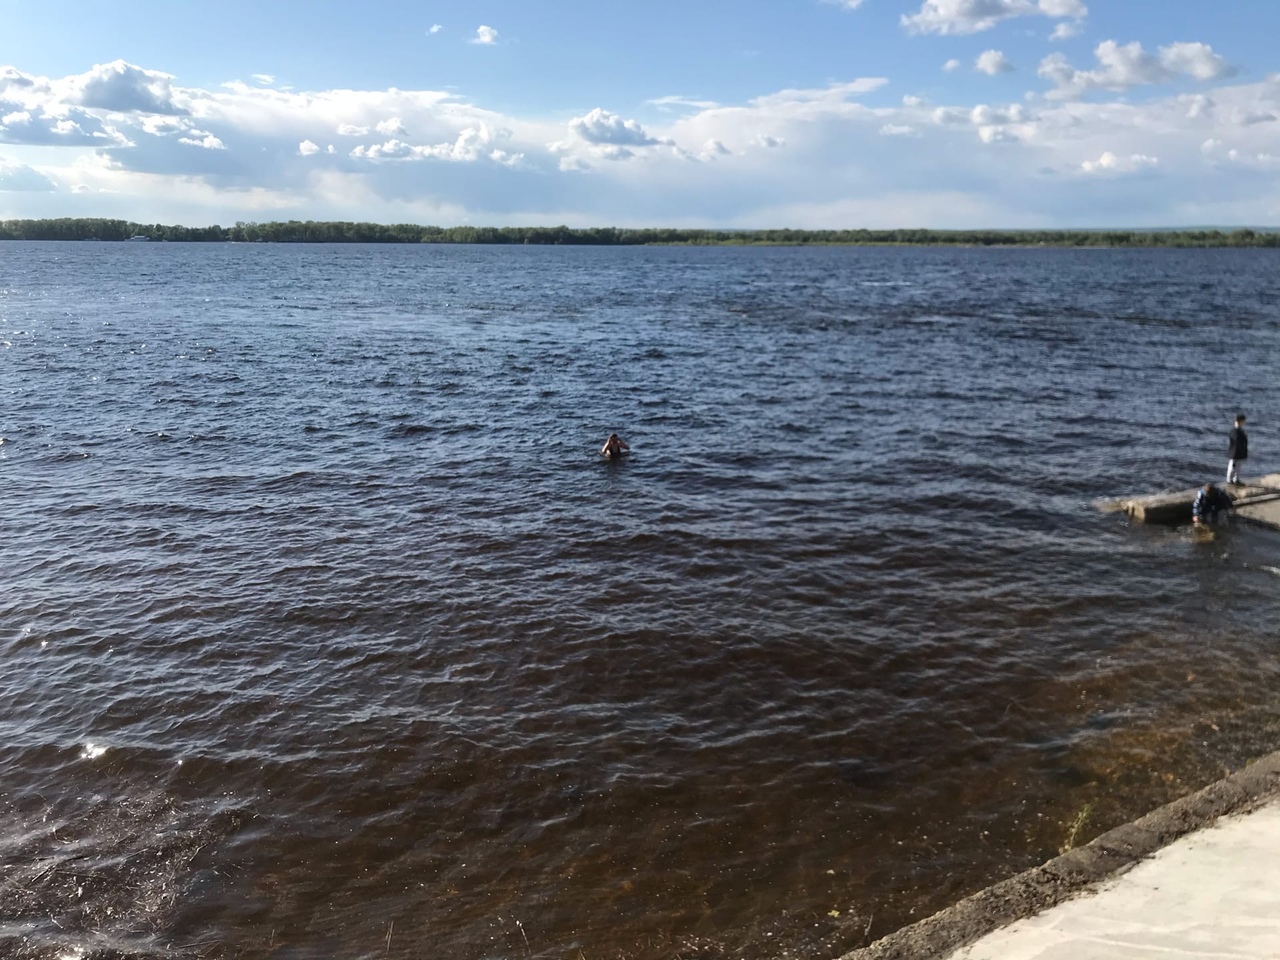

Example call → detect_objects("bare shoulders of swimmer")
601 433 629 456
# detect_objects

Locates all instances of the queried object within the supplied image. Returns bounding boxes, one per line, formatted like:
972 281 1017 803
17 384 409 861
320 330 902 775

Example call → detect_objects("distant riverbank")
2 218 1279 247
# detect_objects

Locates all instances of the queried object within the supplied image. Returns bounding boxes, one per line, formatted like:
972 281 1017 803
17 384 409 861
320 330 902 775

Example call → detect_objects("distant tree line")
1 218 1278 247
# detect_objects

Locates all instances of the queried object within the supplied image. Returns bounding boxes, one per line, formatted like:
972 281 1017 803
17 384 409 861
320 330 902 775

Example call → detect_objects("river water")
2 242 1279 960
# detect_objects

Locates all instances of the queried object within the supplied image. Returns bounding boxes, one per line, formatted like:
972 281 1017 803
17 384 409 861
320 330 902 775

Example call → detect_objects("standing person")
1227 413 1248 485
600 433 629 459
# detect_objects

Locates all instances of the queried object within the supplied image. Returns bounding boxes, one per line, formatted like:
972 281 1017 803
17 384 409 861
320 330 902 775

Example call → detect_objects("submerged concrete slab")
946 800 1280 960
1103 474 1280 525
836 752 1280 960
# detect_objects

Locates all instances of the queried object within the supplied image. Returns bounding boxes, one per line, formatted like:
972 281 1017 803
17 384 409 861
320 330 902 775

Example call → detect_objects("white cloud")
139 114 189 135
3 54 1280 230
943 59 963 73
595 145 634 161
428 24 443 35
1050 21 1082 41
747 78 886 111
931 103 1029 129
978 125 1016 143
1080 150 1118 172
351 138 415 160
251 74 275 86
1080 150 1159 174
1160 42 1232 82
1040 40 1234 100
976 50 1014 75
350 125 521 165
471 25 498 45
1226 149 1280 169
0 92 132 145
428 126 517 163
1183 94 1214 119
970 103 1028 124
928 101 1036 146
699 139 731 159
568 108 664 146
65 59 183 114
0 67 36 93
903 0 1087 36
648 95 721 111
178 133 226 150
1233 109 1277 126
0 156 55 191
1038 0 1086 15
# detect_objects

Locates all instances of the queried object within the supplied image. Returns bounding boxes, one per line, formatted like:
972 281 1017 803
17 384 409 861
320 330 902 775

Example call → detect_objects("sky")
1 0 1279 229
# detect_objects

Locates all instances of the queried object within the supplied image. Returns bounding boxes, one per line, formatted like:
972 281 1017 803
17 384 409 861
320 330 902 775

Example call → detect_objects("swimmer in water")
600 433 629 459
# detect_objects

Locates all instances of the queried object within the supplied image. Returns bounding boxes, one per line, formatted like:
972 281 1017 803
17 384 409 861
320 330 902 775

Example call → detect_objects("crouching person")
1192 482 1233 527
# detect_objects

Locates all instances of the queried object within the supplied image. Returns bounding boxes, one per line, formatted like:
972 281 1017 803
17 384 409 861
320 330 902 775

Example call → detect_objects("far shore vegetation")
2 218 1279 247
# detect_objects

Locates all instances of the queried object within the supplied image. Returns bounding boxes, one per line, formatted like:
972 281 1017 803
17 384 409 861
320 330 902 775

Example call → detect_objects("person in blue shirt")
1192 483 1233 526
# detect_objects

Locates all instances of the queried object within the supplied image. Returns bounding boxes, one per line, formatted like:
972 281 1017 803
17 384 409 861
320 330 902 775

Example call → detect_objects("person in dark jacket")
1227 413 1248 485
1193 483 1233 526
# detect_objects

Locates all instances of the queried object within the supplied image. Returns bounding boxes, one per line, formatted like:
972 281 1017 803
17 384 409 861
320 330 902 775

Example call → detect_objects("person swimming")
600 433 629 459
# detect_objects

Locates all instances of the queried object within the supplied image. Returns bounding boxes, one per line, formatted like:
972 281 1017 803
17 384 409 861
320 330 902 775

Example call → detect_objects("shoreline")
837 750 1280 960
2 219 1279 248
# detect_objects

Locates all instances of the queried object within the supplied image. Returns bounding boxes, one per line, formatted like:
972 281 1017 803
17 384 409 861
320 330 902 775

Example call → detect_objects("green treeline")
1 217 1278 247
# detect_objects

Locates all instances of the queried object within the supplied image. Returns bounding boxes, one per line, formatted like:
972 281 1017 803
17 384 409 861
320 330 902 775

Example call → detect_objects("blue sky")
1 0 1278 227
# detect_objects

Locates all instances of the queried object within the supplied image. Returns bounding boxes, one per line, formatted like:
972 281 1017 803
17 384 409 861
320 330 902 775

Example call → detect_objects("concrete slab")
946 800 1280 960
1104 474 1280 524
1235 497 1280 530
836 753 1280 960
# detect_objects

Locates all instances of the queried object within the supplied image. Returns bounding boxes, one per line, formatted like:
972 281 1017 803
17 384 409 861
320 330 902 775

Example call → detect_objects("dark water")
2 242 1279 960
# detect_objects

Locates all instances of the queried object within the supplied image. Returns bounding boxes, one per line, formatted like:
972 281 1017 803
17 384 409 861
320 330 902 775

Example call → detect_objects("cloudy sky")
1 0 1278 228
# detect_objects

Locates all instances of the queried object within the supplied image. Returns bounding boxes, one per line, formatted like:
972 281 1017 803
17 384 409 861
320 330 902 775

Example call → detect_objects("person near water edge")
1227 413 1248 485
600 433 629 459
1192 482 1233 526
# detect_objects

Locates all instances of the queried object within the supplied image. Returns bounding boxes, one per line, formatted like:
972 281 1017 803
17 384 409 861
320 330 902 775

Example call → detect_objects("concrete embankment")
836 752 1280 960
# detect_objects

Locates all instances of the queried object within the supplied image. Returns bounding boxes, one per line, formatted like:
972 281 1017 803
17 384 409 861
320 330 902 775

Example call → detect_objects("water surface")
2 242 1279 959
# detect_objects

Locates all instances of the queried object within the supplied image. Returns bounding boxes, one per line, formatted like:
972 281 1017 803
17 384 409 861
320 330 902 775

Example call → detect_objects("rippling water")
3 242 1280 959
